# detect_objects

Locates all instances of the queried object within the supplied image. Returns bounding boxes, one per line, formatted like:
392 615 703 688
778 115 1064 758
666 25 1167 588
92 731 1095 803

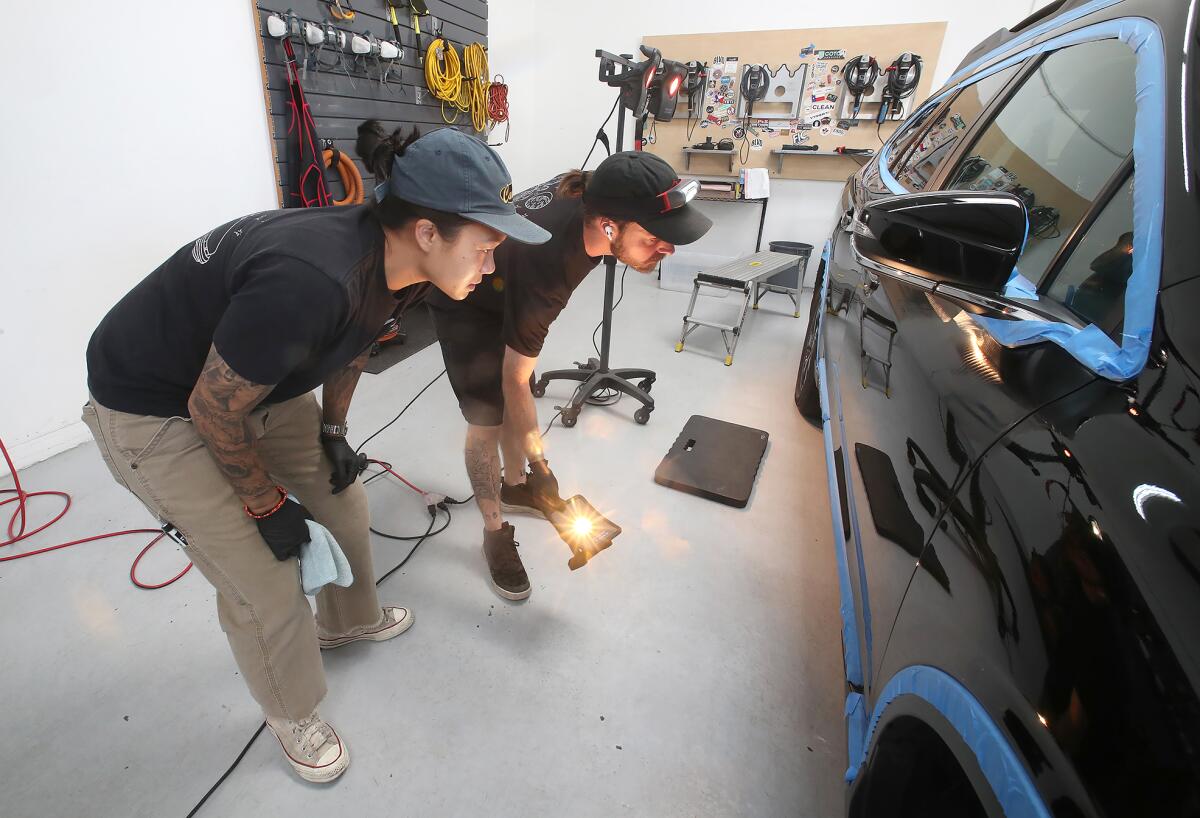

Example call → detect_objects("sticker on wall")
820 126 831 135
733 126 746 139
700 120 709 128
800 43 816 56
750 138 764 151
816 49 845 60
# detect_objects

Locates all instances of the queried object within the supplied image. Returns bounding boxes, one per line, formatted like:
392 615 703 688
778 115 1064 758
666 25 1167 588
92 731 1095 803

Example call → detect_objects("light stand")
532 49 660 427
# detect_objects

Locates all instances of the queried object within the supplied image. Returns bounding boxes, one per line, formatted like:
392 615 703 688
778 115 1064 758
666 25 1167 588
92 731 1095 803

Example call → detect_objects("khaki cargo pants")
82 392 383 720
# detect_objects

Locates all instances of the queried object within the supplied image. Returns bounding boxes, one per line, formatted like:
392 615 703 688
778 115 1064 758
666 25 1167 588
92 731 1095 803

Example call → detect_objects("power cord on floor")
356 368 448 455
0 436 191 588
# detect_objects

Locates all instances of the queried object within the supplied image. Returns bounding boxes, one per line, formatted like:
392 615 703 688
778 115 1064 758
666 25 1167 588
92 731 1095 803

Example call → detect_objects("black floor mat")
654 415 769 508
363 308 440 375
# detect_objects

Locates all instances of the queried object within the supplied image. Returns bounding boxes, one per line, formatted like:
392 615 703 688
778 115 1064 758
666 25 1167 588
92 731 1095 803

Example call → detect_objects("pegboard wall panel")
251 0 489 207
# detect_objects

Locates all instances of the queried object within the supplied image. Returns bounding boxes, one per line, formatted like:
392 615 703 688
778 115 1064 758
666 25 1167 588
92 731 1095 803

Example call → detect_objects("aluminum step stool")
674 251 801 366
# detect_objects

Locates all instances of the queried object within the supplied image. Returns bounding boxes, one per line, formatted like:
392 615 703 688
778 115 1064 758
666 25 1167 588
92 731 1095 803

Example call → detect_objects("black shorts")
428 302 506 426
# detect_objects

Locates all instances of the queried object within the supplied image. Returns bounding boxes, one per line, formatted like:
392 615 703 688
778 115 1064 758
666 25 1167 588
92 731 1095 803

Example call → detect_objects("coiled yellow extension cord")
463 43 491 132
425 38 493 130
425 37 468 123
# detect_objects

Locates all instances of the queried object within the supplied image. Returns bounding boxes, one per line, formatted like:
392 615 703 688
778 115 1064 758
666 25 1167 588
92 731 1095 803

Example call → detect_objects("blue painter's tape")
844 691 867 782
818 363 863 689
816 249 864 691
972 18 1166 381
873 18 1166 381
856 666 1052 818
831 364 873 690
1004 271 1040 300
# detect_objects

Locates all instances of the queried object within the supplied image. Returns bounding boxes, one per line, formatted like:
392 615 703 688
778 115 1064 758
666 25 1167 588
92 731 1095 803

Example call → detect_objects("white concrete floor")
1 267 845 817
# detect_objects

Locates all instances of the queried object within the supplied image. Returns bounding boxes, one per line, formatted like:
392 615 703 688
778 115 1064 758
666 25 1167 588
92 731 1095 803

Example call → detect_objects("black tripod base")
532 358 656 426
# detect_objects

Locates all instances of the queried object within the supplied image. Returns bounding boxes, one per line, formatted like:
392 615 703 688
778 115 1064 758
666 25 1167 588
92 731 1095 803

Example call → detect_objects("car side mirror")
850 191 1028 292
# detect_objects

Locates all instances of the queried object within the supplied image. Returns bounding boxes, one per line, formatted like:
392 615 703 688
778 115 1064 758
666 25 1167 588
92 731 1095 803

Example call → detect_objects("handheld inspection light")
544 495 622 571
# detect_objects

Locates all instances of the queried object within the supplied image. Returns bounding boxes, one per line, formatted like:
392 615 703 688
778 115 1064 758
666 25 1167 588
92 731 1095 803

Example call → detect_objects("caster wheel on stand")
637 378 655 393
634 407 652 425
560 409 578 428
531 380 546 398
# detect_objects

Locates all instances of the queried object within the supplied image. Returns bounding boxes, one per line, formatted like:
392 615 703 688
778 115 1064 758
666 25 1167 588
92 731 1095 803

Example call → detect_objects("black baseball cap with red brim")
582 152 713 245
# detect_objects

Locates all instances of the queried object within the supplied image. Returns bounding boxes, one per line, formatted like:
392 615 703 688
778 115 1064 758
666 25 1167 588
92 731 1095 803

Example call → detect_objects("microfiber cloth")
300 519 354 595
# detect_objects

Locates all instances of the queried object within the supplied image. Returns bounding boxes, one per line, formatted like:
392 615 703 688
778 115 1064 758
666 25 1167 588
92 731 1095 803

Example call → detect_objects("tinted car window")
1042 171 1134 337
888 65 1020 191
944 39 1136 283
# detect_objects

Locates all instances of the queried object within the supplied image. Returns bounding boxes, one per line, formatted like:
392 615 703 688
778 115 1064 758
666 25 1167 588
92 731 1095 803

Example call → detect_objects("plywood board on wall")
643 22 945 182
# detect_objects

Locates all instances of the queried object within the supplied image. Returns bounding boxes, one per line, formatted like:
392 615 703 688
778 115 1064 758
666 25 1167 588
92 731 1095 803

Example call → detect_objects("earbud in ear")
604 225 615 239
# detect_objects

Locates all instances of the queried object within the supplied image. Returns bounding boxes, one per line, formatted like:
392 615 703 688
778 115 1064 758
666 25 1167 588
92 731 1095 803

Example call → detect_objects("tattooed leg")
465 424 503 532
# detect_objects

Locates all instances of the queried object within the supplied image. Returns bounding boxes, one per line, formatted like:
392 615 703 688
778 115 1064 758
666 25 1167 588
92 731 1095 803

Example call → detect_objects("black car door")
873 30 1200 817
825 35 1144 701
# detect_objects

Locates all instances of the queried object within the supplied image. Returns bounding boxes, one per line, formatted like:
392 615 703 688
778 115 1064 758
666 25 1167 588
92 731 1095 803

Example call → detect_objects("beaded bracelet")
244 486 288 520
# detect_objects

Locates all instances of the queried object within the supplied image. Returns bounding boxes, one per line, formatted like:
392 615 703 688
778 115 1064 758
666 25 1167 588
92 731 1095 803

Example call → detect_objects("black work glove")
255 499 313 561
528 459 565 511
321 435 368 494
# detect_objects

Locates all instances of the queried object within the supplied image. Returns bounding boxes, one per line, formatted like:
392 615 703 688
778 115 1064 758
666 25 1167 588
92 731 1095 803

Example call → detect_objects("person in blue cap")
427 151 712 601
81 121 549 783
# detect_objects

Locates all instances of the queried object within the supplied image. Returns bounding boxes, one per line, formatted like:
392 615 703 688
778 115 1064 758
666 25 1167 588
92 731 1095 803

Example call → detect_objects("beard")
611 232 666 273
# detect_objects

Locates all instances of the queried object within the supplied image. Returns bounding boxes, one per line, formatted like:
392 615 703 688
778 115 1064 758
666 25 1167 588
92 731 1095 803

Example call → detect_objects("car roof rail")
951 0 1086 77
1010 0 1071 34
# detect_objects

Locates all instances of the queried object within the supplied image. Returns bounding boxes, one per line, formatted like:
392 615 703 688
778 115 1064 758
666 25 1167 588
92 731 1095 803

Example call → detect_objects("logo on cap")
500 184 513 204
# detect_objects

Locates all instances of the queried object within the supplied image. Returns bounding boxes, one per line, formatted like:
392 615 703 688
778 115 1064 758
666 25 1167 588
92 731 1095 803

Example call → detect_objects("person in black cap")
427 150 711 601
80 121 548 783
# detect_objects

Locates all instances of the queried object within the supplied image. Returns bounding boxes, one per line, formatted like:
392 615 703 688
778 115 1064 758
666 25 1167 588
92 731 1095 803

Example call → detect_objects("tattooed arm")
321 348 371 428
187 344 278 514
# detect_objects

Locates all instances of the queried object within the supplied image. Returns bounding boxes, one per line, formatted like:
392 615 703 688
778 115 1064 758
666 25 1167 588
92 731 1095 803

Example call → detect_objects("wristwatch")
321 422 349 438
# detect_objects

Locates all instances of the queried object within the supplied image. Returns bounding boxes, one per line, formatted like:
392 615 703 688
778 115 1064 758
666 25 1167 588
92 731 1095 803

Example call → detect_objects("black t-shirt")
87 205 421 418
427 175 601 357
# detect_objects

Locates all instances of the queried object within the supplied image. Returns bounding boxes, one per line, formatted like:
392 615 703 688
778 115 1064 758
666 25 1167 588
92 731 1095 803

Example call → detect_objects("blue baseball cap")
374 128 550 245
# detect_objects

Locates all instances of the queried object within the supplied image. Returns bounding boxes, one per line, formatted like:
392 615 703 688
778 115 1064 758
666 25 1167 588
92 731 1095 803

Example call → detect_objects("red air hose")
487 75 510 142
0 436 191 589
0 439 430 590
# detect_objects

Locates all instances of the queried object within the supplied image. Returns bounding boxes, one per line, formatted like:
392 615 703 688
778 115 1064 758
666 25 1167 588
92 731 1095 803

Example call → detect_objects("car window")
943 39 1136 284
888 64 1021 192
1042 171 1134 337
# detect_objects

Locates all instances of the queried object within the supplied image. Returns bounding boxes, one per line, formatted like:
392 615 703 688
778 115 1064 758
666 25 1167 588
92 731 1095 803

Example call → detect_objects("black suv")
794 1 1200 815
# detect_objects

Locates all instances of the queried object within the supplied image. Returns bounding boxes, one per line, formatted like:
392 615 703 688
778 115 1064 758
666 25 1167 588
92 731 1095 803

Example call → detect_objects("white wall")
487 0 1050 290
0 1 279 469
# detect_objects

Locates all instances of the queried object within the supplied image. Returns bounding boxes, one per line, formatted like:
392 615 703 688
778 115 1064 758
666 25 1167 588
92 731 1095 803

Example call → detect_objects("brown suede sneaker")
482 523 531 601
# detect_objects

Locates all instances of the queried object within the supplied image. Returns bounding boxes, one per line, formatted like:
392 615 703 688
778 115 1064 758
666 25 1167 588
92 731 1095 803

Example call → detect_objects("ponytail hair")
355 119 471 240
558 168 629 226
556 170 590 198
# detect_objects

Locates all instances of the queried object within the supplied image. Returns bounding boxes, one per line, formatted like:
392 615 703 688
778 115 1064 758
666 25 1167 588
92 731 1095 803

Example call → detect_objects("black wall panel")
252 0 489 205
